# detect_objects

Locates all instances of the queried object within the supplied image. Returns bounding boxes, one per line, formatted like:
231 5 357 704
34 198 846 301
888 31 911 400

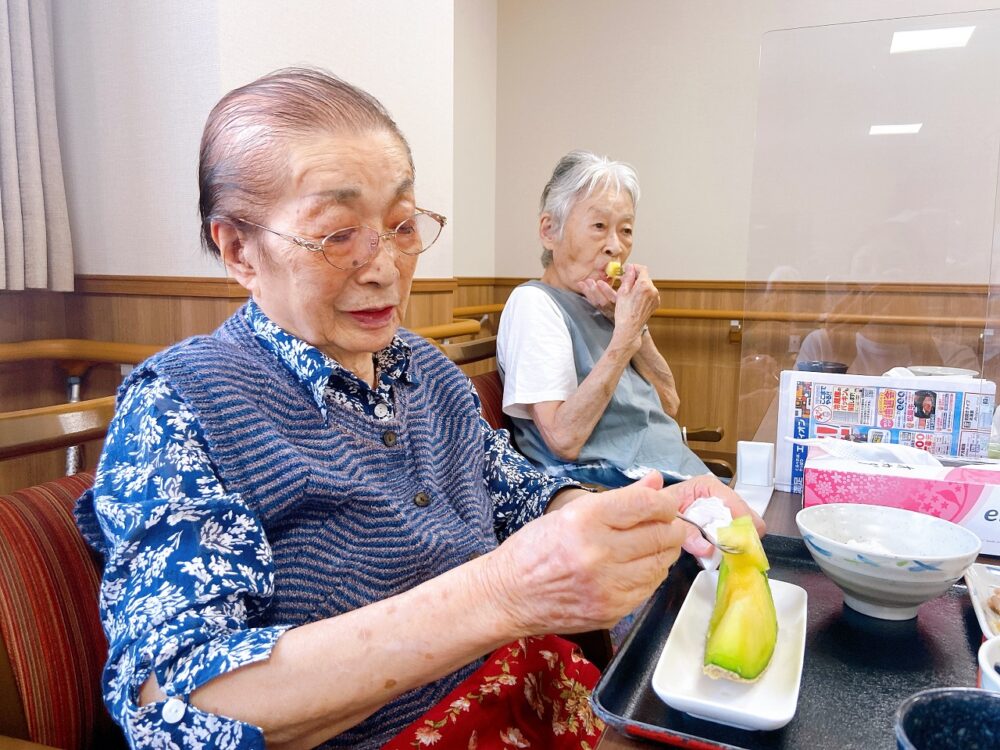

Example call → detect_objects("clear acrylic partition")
738 11 1000 489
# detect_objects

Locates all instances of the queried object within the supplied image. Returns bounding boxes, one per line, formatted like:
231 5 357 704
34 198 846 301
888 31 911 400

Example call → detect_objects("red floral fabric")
382 635 604 749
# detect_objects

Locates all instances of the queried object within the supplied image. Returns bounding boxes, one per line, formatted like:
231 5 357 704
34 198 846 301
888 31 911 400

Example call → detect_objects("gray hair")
199 67 413 256
539 150 640 267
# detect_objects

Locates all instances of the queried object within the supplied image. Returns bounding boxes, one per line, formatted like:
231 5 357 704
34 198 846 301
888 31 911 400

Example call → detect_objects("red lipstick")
348 306 395 327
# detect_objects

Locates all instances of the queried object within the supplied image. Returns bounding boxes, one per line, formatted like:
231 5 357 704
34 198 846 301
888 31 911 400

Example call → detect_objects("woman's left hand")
667 475 766 557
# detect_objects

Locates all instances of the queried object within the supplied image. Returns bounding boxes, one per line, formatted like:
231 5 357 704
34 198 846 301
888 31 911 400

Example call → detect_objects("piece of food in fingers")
703 515 778 682
605 261 623 279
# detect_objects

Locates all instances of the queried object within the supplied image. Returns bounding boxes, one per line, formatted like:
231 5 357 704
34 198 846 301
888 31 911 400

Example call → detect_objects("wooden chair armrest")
439 336 498 365
703 458 735 479
0 736 60 750
683 426 724 443
0 396 116 461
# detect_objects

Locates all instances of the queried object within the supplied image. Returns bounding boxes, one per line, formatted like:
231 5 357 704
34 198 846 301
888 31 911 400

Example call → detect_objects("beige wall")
494 0 1000 281
453 0 498 277
50 1 1000 282
53 1 223 278
53 0 454 280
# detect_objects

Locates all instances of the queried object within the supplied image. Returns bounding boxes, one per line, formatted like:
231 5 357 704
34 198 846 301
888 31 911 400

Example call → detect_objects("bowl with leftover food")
795 503 980 620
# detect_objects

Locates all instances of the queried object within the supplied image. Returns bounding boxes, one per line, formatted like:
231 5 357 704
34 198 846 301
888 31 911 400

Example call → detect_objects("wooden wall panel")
68 294 243 347
0 439 103 496
403 288 455 329
465 278 995 462
3 277 455 491
0 291 70 408
0 290 73 493
65 281 458 394
0 290 68 342
2 275 994 490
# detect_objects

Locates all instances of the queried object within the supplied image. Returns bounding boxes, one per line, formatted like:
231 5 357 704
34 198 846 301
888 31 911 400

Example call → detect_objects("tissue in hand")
683 497 733 571
802 439 1000 554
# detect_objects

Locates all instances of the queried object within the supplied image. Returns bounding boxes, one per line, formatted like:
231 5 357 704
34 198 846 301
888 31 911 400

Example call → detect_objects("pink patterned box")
802 455 1000 555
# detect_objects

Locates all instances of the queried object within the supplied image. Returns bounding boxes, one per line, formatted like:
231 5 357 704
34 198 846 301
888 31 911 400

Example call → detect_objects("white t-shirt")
496 284 579 420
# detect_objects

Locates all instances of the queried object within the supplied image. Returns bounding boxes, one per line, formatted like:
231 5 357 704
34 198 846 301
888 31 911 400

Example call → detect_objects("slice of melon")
703 515 777 682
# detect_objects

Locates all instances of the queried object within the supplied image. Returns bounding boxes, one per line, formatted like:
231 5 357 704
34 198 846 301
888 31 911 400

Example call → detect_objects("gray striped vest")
133 310 496 748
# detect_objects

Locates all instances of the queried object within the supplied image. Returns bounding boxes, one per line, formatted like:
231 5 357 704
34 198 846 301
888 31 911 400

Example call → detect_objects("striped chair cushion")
0 471 122 749
470 369 508 432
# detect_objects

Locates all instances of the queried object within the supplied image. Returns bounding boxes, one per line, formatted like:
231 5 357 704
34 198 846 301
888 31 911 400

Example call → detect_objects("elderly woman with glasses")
76 70 760 750
497 150 713 490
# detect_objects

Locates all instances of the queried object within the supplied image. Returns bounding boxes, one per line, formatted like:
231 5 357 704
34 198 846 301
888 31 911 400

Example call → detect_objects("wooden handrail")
453 304 505 318
0 339 162 366
453 303 992 329
411 320 480 340
652 309 992 328
0 322 480 374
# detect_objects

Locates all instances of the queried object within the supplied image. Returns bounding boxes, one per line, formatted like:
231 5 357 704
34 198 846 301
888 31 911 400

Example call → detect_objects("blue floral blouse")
78 299 578 748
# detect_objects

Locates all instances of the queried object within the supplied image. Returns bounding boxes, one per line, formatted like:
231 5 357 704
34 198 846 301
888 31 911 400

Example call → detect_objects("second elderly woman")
497 150 710 488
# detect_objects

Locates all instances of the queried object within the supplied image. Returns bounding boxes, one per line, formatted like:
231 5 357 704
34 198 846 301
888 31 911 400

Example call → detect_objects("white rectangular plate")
651 569 808 731
965 563 1000 639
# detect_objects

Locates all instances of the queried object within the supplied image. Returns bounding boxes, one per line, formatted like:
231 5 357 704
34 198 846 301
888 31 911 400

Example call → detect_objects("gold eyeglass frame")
219 209 447 270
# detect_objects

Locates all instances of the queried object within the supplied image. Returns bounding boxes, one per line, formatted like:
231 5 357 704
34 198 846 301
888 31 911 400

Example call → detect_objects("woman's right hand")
613 263 660 337
482 471 688 636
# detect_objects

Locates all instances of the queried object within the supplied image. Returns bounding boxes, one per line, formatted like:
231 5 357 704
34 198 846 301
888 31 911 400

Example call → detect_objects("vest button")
465 551 482 562
414 491 431 507
162 697 186 724
382 430 398 447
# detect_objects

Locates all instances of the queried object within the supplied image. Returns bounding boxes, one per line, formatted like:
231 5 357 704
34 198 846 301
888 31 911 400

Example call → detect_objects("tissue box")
802 455 1000 555
775 370 995 493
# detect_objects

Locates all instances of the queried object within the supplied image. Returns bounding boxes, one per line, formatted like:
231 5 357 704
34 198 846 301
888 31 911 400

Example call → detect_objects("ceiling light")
869 124 923 135
890 26 975 53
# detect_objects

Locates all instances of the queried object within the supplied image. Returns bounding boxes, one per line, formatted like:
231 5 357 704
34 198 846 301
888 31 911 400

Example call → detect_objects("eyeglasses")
229 209 446 270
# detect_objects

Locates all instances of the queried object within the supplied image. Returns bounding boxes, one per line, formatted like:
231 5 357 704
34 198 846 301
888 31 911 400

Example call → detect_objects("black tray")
591 535 983 749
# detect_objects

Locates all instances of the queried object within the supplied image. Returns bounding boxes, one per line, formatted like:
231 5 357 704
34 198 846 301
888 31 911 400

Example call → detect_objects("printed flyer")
775 371 995 492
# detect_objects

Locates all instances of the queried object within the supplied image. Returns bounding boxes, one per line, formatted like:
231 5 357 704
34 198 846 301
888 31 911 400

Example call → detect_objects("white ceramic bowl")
795 503 981 620
979 636 1000 693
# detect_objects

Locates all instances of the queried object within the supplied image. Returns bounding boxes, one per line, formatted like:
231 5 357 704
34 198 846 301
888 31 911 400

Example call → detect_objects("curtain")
0 0 72 291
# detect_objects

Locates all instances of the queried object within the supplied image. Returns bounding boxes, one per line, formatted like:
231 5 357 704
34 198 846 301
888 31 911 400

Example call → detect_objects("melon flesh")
703 515 777 682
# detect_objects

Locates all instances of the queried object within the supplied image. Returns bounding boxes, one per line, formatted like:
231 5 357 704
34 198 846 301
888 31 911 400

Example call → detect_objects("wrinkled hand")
614 264 660 334
577 264 660 345
484 471 688 635
669 475 766 557
576 277 617 321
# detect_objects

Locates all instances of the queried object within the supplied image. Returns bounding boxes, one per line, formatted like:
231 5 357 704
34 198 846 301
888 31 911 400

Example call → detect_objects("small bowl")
795 503 981 620
895 687 1000 749
978 636 1000 693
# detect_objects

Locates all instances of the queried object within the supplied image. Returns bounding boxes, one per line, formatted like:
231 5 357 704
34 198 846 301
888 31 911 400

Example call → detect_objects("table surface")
595 489 999 749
